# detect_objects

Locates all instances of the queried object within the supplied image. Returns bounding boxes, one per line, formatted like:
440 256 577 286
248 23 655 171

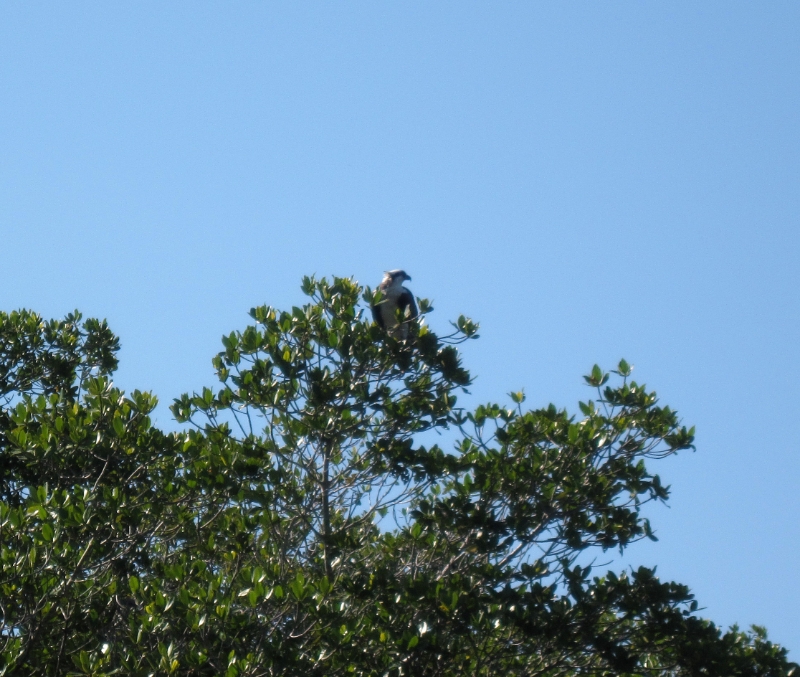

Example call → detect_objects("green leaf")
113 416 125 437
568 424 579 444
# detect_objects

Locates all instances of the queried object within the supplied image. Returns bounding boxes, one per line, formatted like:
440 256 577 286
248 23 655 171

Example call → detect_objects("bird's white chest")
383 284 404 302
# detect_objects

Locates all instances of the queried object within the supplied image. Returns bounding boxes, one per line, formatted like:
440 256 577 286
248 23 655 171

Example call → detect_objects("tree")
0 277 795 676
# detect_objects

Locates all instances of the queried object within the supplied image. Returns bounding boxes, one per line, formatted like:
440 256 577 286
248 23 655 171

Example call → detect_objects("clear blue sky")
2 2 798 657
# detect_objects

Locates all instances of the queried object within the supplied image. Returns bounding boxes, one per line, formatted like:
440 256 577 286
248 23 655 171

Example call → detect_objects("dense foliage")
0 277 795 676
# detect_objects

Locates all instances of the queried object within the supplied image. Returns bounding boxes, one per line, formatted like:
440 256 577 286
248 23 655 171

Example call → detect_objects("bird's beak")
405 275 412 281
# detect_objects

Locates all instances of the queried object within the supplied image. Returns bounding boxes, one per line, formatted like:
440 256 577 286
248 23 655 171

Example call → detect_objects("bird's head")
384 269 412 286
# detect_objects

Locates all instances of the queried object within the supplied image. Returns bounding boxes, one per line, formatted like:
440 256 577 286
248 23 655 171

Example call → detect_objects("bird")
371 270 418 339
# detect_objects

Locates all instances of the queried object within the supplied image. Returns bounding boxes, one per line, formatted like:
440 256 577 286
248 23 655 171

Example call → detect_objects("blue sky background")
2 2 798 657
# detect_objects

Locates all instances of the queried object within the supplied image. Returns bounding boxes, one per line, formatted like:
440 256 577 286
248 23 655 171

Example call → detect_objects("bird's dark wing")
397 289 418 320
371 302 385 328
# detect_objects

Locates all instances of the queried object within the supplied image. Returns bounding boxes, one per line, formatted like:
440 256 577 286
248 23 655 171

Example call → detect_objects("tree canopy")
0 276 795 676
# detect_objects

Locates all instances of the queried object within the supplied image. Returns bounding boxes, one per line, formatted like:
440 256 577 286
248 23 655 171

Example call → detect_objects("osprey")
372 269 418 339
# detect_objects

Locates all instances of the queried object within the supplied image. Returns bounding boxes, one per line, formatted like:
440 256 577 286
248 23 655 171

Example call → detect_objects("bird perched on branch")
372 270 418 339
